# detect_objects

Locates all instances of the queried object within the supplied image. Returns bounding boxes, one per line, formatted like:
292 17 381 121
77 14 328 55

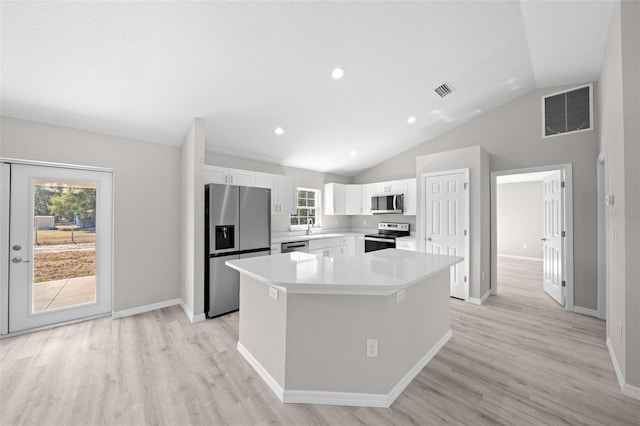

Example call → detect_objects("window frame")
290 187 320 230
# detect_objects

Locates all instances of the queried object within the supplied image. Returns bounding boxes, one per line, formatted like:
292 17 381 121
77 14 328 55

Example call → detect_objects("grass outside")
34 229 96 245
33 246 95 283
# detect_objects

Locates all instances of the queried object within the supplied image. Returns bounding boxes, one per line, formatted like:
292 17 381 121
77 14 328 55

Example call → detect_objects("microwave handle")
393 195 397 211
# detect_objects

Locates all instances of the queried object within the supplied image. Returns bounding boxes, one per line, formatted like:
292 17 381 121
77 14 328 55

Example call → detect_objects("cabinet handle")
230 175 233 184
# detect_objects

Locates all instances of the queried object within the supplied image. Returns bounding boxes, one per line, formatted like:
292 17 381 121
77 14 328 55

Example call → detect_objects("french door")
1 162 112 333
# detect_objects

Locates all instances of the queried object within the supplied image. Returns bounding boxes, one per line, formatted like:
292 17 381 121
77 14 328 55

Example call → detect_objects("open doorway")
491 164 575 311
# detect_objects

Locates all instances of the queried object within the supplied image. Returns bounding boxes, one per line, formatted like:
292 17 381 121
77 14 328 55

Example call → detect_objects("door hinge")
562 280 566 287
464 276 467 283
561 230 566 237
464 229 467 236
464 182 468 190
561 181 565 188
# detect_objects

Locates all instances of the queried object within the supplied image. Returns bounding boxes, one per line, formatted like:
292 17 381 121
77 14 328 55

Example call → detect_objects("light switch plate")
269 287 279 301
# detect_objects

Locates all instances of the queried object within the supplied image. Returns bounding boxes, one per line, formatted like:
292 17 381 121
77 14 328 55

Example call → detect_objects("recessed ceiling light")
274 127 284 135
350 149 358 157
332 67 346 80
407 116 417 124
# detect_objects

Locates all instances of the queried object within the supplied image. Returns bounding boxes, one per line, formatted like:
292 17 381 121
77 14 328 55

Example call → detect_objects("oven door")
364 236 396 253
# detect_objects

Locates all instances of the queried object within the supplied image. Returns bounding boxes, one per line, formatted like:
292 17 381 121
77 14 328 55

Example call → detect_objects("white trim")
607 338 640 400
469 290 491 305
0 157 113 173
497 254 543 262
596 153 608 320
541 83 594 139
421 169 470 302
112 298 181 319
238 330 452 408
0 164 10 335
0 313 110 339
572 306 599 318
179 301 206 323
491 164 574 311
237 341 285 402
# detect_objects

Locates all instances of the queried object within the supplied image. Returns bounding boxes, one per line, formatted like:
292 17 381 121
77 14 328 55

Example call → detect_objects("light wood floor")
1 258 638 425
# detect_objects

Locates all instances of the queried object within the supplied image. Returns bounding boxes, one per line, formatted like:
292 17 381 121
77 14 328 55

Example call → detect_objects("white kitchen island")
226 249 463 408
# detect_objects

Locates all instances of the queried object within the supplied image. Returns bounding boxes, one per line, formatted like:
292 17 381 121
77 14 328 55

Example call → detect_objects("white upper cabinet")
362 184 373 216
324 183 346 215
254 172 296 215
403 178 417 216
372 180 404 196
204 166 254 186
345 184 363 215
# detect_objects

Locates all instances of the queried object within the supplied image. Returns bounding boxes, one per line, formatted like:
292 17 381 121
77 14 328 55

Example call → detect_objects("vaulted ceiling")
1 1 614 176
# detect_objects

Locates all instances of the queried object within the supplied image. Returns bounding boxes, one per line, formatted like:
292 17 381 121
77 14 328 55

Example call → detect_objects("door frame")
597 152 608 321
0 157 114 335
421 168 470 302
490 163 574 311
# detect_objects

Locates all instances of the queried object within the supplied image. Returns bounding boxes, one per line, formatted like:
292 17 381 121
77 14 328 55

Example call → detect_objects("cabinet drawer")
309 237 341 250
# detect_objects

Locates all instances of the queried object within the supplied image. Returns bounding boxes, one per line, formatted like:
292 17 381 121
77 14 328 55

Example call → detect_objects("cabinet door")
354 236 365 254
309 248 326 257
403 178 417 215
324 183 346 215
345 185 363 215
372 182 388 195
204 166 228 184
229 169 254 186
254 173 278 213
326 245 344 258
341 236 355 256
388 180 405 194
276 175 297 215
362 184 373 215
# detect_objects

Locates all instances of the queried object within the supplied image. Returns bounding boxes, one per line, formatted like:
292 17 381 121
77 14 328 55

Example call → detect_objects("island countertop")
226 249 463 296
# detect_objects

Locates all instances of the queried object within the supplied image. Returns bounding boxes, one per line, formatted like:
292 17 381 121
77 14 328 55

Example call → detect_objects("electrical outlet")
481 272 485 281
269 287 279 301
396 289 405 302
366 339 378 358
523 243 528 249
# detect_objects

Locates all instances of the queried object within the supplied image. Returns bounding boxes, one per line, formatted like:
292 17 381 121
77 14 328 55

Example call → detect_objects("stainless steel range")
364 222 410 253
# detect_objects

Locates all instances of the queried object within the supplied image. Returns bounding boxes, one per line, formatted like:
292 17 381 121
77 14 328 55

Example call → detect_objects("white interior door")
542 171 564 305
424 171 468 300
6 163 113 333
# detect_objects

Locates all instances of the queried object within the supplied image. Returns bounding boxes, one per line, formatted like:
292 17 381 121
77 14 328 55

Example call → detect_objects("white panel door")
543 171 564 305
7 164 113 332
425 172 467 299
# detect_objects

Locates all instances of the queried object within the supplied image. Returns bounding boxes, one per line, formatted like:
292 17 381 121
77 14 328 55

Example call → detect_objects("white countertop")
226 249 463 296
272 232 365 244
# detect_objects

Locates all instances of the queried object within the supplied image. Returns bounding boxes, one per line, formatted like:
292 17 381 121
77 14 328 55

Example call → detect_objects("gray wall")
597 0 640 390
353 85 598 310
205 152 352 232
497 182 543 259
1 117 182 312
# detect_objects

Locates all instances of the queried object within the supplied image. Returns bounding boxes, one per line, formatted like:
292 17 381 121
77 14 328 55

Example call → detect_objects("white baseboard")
180 301 206 323
607 337 640 400
469 290 491 305
497 254 543 262
237 341 285 402
572 305 599 318
237 330 452 408
112 298 181 319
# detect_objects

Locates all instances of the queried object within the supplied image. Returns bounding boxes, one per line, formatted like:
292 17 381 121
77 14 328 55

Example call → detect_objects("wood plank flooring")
1 258 639 425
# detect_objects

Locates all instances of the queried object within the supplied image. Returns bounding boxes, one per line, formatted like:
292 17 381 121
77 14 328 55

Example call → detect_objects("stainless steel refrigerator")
205 183 271 318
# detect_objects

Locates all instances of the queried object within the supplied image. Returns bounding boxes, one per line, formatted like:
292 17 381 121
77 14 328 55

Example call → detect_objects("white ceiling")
0 1 614 176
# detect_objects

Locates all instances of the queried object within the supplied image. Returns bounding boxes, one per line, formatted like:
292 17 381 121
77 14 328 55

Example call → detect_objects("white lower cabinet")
309 237 349 258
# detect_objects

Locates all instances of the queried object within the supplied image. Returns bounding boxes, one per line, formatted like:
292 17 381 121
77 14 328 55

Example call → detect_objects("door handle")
12 256 30 263
427 237 432 242
541 238 547 241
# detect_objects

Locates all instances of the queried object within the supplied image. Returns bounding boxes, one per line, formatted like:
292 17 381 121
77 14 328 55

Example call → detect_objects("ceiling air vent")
543 83 593 138
434 82 454 98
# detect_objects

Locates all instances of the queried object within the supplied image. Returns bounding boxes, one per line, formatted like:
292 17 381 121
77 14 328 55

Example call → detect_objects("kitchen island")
226 249 463 408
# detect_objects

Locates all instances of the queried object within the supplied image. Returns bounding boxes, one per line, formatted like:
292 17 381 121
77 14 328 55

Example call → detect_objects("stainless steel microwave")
371 194 403 214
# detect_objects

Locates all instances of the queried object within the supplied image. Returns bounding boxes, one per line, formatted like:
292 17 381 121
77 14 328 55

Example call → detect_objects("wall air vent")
434 82 454 98
542 83 593 138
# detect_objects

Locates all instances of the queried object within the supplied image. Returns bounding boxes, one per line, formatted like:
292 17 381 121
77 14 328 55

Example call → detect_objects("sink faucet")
306 218 314 235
